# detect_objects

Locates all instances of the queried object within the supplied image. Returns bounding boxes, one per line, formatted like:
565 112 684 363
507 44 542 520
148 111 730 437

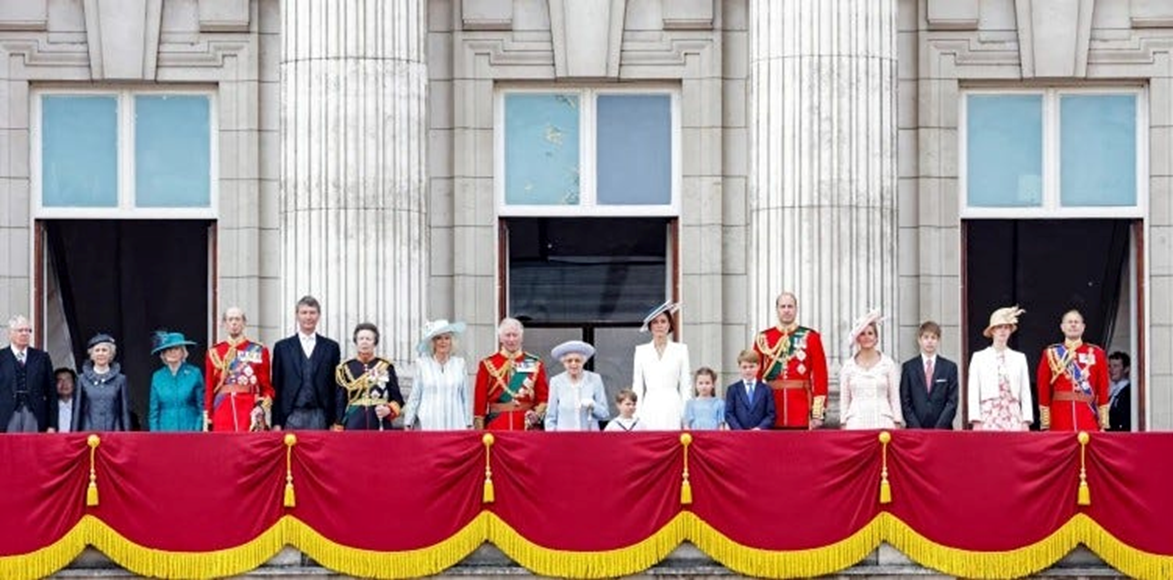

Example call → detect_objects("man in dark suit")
725 350 776 430
0 315 57 432
271 296 341 430
899 321 958 429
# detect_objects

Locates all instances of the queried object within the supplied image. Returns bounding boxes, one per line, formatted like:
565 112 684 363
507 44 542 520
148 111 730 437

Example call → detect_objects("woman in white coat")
839 310 903 430
968 306 1033 431
631 301 691 430
403 319 471 430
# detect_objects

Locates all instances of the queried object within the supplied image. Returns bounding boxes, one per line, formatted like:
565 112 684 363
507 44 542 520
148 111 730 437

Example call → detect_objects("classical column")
281 0 427 363
747 0 898 364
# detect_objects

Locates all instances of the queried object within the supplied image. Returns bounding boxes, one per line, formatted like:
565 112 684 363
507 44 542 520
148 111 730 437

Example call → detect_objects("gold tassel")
482 433 496 504
1077 431 1091 506
878 431 892 505
283 434 297 508
680 433 693 505
86 435 101 507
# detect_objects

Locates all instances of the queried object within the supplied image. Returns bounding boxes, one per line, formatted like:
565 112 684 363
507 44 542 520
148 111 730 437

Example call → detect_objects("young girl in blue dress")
683 367 725 430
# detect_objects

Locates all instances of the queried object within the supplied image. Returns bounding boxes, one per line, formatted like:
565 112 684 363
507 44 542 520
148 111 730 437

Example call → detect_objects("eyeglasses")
12 328 32 333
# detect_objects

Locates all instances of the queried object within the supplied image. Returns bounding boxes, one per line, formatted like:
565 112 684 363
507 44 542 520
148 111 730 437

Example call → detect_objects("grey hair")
7 315 29 331
496 317 524 338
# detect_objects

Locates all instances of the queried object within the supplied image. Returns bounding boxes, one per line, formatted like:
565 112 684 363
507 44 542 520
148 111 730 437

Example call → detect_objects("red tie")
924 358 934 393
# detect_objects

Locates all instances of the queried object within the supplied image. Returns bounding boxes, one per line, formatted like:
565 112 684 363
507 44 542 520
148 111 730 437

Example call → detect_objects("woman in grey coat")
73 333 132 432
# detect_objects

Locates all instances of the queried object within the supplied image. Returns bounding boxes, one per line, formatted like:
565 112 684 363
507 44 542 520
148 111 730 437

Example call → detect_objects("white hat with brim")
417 319 467 355
847 308 884 349
551 340 596 362
640 301 680 333
983 306 1025 338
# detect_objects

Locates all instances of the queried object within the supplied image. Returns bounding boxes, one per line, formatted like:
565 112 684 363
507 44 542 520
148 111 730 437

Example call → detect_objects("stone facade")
0 0 1167 417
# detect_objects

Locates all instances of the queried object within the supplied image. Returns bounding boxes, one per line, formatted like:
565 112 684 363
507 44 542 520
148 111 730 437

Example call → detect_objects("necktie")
924 358 934 393
746 381 755 401
16 350 25 365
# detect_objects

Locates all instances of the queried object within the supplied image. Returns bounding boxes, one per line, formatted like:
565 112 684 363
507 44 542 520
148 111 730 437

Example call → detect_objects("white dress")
631 341 691 430
839 353 903 430
403 355 471 430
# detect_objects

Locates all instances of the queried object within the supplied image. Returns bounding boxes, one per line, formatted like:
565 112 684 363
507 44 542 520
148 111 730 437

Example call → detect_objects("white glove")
580 398 594 410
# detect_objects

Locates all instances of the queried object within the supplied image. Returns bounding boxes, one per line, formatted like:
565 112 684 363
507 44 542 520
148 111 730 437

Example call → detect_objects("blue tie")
746 381 755 402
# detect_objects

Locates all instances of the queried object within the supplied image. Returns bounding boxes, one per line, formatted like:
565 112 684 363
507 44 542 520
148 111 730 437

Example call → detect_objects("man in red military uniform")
206 306 275 432
474 317 549 431
1037 309 1109 431
753 292 829 429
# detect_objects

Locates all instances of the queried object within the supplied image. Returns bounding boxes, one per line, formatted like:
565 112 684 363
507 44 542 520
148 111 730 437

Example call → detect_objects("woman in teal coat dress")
149 332 205 432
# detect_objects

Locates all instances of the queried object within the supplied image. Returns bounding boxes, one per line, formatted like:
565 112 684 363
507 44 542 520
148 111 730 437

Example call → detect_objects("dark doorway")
963 219 1132 428
43 220 211 430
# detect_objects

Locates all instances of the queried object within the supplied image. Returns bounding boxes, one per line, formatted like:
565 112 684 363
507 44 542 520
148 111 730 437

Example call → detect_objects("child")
898 320 959 429
725 350 775 430
604 389 646 432
684 367 726 430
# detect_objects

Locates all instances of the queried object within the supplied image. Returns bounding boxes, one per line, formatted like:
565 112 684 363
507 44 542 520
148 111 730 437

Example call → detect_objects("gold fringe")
86 515 287 579
283 433 297 508
487 511 686 578
289 514 487 579
679 433 693 505
0 519 89 580
482 433 496 504
86 434 100 507
690 511 883 578
1077 431 1091 506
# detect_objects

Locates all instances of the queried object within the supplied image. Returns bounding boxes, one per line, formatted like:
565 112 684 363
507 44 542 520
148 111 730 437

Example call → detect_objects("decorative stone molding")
0 1 48 32
1131 0 1173 28
462 0 513 31
663 0 714 31
1014 0 1095 78
926 0 979 31
82 0 164 80
198 0 250 33
548 0 626 79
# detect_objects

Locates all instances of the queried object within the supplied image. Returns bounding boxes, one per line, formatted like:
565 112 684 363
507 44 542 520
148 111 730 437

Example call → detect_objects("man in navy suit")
725 350 776 430
272 296 341 430
0 315 57 432
899 321 958 429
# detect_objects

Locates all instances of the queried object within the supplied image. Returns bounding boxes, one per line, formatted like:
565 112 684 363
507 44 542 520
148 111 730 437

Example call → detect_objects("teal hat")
151 331 197 355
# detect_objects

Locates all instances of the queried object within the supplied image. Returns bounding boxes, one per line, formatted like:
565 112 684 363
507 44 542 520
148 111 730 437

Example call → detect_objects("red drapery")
0 431 1170 579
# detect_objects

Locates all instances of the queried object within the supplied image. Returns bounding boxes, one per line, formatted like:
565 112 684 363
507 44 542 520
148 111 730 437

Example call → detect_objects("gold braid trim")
335 359 393 407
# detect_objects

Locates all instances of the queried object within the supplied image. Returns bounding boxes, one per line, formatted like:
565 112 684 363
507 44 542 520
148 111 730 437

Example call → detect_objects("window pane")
136 95 211 207
508 218 667 323
966 95 1043 207
42 96 118 207
596 95 672 205
504 94 580 205
1060 95 1136 207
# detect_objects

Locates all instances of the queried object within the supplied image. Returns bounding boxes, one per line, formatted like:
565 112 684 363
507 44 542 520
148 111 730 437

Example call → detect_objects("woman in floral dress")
967 306 1033 431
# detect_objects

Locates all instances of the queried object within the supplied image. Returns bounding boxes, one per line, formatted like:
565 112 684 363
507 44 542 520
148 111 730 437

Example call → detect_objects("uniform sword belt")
349 397 390 407
1053 391 1095 403
490 401 533 412
768 379 809 391
220 385 255 394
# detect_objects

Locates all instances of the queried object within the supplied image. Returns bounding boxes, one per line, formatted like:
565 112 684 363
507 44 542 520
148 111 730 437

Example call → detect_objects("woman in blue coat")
149 331 205 432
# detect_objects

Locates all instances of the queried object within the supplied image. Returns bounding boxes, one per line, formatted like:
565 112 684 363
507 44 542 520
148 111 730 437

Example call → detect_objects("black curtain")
45 220 210 430
965 219 1131 427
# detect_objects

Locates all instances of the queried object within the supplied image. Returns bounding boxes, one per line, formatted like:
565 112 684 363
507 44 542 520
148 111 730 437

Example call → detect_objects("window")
497 88 679 216
961 89 1144 218
34 90 216 218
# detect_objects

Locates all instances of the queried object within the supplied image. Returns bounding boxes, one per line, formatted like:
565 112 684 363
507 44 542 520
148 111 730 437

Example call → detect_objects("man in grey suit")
899 321 958 429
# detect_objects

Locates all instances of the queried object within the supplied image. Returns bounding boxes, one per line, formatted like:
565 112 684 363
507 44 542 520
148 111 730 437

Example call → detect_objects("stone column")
747 0 898 366
281 0 427 363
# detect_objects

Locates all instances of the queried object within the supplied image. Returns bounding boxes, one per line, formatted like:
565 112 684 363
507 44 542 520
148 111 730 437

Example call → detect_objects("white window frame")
31 87 219 220
495 85 681 217
960 87 1147 219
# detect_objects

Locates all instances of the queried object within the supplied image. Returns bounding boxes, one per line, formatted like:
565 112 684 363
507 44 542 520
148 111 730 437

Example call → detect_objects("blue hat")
87 333 116 350
639 301 680 333
151 331 197 355
551 340 596 362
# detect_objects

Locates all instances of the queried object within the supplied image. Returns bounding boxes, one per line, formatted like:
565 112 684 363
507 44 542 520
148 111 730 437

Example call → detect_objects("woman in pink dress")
967 306 1033 431
839 310 903 430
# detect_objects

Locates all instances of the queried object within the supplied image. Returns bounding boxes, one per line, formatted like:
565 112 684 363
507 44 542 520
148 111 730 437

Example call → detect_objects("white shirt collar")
298 332 316 342
921 353 937 365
